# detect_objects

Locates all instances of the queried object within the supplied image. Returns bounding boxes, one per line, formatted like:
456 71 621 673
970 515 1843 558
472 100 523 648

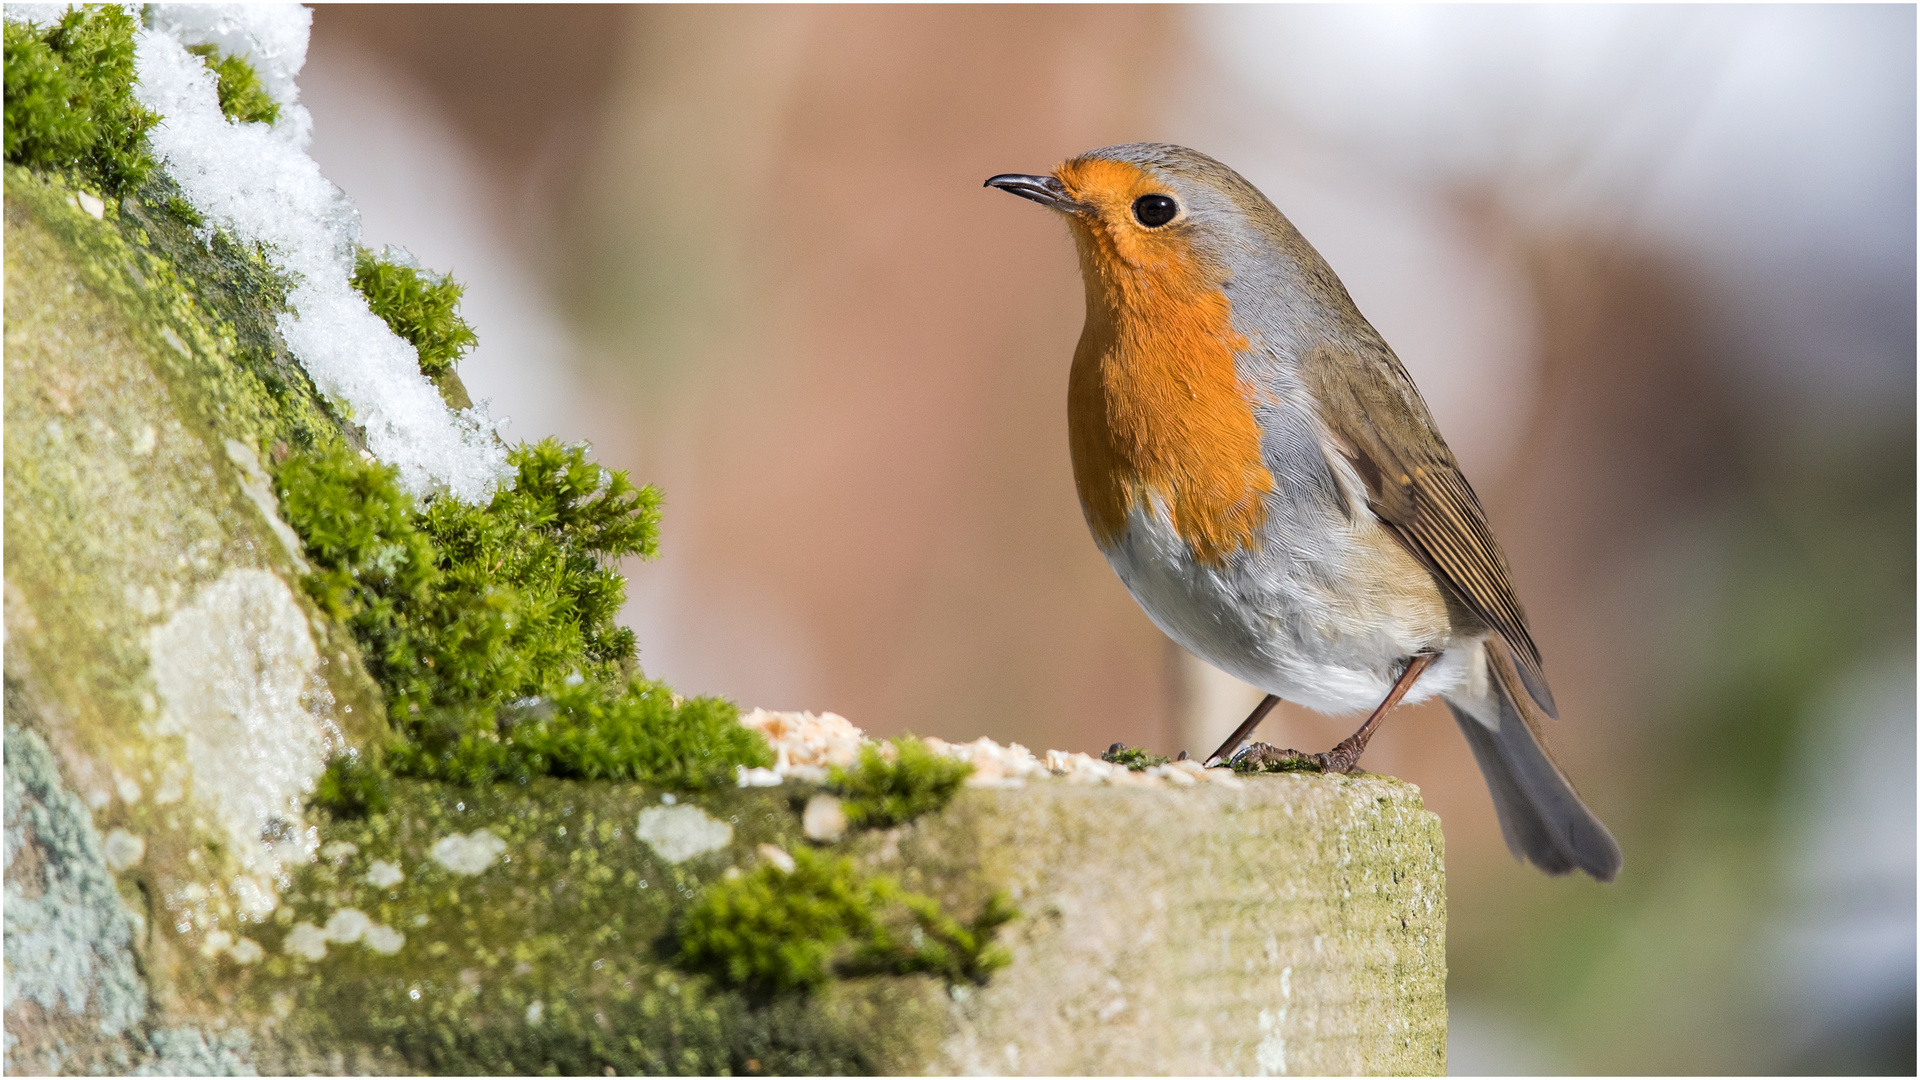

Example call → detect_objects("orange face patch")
1054 157 1275 567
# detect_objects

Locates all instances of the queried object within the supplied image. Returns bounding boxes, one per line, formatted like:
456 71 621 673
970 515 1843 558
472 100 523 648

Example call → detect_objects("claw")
1229 742 1324 773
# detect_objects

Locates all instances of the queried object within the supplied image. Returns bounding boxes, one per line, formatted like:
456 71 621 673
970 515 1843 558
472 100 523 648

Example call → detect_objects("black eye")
1132 194 1178 228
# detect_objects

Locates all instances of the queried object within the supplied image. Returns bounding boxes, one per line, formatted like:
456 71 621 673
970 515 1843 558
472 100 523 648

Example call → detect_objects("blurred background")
299 5 1914 1073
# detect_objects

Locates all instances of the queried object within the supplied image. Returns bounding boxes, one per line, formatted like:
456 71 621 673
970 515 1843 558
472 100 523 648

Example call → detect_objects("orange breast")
1060 161 1275 567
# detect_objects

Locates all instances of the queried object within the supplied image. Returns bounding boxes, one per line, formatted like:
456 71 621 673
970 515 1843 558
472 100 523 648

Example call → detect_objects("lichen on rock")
3 725 149 1052
146 566 344 903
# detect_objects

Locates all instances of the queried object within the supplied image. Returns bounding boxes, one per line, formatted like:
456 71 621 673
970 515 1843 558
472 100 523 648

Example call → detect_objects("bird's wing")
1298 342 1558 717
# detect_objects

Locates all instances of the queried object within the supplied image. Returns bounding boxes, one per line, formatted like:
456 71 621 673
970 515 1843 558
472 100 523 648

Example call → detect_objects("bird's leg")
1311 653 1437 774
1203 694 1282 768
1224 653 1438 774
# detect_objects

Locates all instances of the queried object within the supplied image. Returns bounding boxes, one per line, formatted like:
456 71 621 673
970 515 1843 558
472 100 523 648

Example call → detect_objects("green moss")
393 677 772 789
312 753 391 818
3 5 157 195
184 44 280 126
278 438 643 712
676 849 1015 997
829 736 973 830
1101 743 1169 770
678 849 891 995
162 193 202 226
864 889 1017 987
276 436 769 792
351 247 478 379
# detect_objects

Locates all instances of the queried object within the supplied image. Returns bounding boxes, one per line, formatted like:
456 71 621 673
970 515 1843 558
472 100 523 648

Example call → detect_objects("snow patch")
132 18 511 502
146 3 314 147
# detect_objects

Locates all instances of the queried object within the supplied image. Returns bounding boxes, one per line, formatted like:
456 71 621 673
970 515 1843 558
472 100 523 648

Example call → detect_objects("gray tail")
1447 665 1622 882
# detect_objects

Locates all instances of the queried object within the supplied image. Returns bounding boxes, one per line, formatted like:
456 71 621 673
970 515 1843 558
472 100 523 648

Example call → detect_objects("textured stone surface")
3 165 1446 1075
916 777 1447 1076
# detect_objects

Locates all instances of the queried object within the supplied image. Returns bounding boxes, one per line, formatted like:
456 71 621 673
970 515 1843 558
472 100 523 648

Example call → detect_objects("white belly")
1099 497 1480 716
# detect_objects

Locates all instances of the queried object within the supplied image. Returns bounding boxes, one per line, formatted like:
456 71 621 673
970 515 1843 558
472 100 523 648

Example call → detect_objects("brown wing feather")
1302 343 1559 718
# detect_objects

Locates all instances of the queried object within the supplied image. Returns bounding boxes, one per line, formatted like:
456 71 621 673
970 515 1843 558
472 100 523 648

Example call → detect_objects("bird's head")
988 143 1277 305
987 142 1339 330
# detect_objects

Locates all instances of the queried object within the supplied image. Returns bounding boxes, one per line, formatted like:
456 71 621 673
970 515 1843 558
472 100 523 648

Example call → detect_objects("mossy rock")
3 161 1446 1074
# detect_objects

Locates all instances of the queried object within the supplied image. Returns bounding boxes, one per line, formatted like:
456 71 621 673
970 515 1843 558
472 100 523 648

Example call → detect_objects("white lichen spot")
323 908 371 944
801 794 847 842
525 1000 544 1026
735 765 781 787
320 841 358 861
430 830 507 876
362 924 405 955
146 569 339 889
113 771 143 803
229 937 264 965
75 190 105 219
636 804 732 864
757 844 796 874
101 828 146 871
132 424 158 456
283 922 327 961
200 930 234 958
364 860 403 888
231 874 278 919
1256 1007 1287 1076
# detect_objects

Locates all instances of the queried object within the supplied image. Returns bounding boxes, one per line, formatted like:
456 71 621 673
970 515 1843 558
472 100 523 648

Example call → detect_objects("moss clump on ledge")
2 5 157 196
352 246 479 379
1101 742 1170 770
277 437 770 798
827 736 973 830
394 677 770 789
183 42 279 126
278 437 657 713
675 847 1016 997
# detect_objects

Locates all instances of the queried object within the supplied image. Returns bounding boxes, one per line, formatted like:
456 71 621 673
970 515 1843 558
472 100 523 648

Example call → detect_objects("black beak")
985 173 1085 214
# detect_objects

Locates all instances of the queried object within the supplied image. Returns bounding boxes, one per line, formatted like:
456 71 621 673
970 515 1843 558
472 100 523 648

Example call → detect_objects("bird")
987 143 1621 881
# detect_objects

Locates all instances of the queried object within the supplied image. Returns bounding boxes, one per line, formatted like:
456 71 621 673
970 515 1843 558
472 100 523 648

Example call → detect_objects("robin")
988 143 1620 881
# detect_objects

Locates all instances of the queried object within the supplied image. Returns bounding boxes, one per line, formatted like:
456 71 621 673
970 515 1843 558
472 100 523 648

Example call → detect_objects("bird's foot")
1227 742 1323 773
1227 739 1369 775
1313 740 1364 774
